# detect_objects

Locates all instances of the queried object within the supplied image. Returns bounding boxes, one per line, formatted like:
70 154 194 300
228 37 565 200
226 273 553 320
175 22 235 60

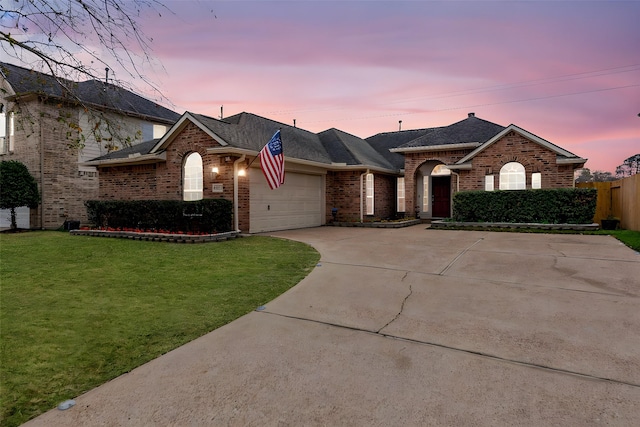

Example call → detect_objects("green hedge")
452 188 597 224
85 199 233 233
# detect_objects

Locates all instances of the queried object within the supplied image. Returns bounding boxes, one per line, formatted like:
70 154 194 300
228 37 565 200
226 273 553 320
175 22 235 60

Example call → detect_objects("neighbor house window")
499 162 525 190
8 112 14 152
531 172 542 189
365 173 374 215
0 108 6 154
183 152 203 201
485 175 494 191
0 110 13 154
397 177 405 212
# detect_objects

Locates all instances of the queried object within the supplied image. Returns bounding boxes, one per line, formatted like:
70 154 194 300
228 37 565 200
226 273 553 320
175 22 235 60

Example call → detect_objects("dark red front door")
432 176 451 217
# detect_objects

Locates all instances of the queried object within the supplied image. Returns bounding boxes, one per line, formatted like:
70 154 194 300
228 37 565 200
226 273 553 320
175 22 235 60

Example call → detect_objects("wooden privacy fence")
576 174 640 231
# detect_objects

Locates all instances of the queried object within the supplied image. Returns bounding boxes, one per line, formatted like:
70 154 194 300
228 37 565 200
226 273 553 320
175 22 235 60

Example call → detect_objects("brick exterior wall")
456 131 576 190
403 149 467 219
401 132 580 216
97 123 253 232
0 87 171 229
326 171 396 222
373 174 396 220
0 100 102 229
326 171 362 222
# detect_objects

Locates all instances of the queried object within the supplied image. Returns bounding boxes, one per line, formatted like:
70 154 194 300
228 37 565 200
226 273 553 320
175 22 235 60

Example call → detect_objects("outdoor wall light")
210 167 219 179
238 169 246 177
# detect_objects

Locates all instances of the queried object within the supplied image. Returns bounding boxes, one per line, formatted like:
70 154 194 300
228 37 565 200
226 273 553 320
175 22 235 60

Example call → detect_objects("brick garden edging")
430 220 600 231
70 229 241 243
329 219 422 228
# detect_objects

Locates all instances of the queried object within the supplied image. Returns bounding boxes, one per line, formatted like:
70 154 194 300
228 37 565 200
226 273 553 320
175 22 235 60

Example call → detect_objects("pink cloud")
133 0 639 173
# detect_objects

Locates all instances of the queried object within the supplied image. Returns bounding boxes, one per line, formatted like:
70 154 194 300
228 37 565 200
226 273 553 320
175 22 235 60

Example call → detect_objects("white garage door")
250 169 323 233
0 206 30 229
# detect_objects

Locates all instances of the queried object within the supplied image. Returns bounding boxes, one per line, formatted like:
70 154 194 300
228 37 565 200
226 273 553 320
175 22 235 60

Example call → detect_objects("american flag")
259 130 285 189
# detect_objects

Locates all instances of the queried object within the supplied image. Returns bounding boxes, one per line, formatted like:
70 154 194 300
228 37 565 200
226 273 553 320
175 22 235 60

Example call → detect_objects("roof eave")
456 124 581 165
557 157 587 165
390 142 481 153
82 152 166 167
151 112 229 153
207 147 396 173
7 91 176 124
446 163 473 170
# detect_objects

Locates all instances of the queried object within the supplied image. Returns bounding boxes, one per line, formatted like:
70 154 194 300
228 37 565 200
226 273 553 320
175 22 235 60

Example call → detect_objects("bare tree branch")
1 0 170 100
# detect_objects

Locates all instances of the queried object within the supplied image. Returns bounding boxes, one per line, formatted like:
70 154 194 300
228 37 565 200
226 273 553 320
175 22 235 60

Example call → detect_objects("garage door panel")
250 169 323 233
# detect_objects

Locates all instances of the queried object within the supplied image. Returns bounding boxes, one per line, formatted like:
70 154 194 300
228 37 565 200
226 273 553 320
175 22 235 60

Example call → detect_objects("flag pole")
244 128 282 170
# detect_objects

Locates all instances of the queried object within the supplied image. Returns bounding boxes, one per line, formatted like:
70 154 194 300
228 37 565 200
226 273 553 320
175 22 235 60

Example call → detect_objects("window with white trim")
397 177 405 212
485 175 494 191
0 110 13 154
531 172 541 189
8 112 14 152
432 164 451 176
183 152 203 201
365 173 374 215
0 109 6 154
499 162 525 190
423 179 429 213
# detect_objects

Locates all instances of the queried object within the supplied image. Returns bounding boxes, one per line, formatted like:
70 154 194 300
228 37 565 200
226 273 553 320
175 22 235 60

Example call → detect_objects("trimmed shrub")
85 199 233 233
452 188 597 224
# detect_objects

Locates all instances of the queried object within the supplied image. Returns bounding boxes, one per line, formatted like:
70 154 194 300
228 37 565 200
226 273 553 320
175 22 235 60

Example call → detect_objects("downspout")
233 155 246 232
450 170 460 192
450 170 460 217
39 111 45 229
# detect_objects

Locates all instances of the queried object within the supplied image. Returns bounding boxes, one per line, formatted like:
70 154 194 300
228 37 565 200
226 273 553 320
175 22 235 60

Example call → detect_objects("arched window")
499 162 525 190
432 164 451 176
183 152 203 201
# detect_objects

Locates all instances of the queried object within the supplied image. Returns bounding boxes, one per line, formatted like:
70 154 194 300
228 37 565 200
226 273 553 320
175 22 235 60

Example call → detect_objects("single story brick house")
86 112 587 233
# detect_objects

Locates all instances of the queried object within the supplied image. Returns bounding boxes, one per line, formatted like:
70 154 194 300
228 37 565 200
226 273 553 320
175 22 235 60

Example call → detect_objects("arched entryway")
415 162 452 219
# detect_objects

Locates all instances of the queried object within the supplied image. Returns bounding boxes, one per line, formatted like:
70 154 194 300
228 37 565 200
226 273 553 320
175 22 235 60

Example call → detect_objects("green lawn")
590 229 640 252
0 232 320 427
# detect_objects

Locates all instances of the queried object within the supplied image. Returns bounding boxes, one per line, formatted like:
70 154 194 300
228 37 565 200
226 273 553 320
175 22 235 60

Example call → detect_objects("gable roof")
83 111 586 171
389 114 505 153
450 124 587 168
87 111 397 171
0 62 180 124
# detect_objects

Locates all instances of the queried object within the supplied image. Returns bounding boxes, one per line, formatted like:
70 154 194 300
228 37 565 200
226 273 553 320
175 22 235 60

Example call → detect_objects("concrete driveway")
26 226 640 426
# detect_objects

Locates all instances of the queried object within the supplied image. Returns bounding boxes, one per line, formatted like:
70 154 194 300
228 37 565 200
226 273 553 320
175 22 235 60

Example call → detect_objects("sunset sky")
13 0 640 173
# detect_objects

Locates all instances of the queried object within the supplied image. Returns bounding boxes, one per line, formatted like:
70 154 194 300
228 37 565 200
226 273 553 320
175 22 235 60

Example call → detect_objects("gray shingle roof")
91 139 160 161
221 112 331 164
402 116 505 148
318 128 394 169
90 111 399 171
366 128 429 169
1 62 180 123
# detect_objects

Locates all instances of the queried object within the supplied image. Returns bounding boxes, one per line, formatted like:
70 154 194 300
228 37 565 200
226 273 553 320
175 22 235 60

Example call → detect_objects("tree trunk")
10 207 17 230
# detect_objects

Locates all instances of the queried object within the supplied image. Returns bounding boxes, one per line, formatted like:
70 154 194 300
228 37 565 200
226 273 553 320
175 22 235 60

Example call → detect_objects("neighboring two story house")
0 62 180 229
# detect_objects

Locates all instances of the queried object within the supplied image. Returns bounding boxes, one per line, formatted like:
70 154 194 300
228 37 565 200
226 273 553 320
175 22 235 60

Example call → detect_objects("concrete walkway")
26 226 640 426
